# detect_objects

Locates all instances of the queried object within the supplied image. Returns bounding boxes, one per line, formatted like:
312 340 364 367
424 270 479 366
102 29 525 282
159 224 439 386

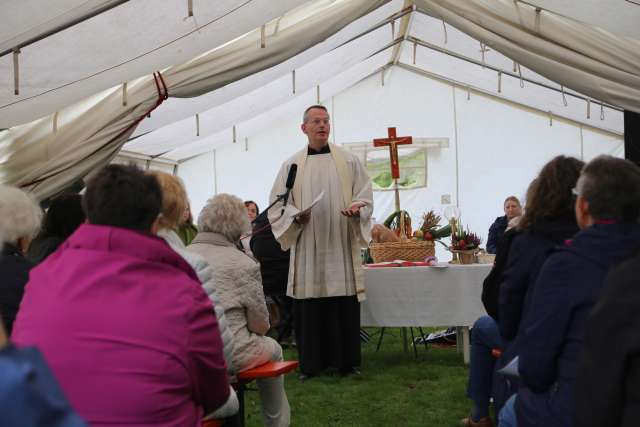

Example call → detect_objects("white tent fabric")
129 1 402 139
0 0 389 200
125 14 400 157
0 0 638 202
1 1 122 53
0 0 311 128
415 0 640 113
128 1 628 161
523 0 640 40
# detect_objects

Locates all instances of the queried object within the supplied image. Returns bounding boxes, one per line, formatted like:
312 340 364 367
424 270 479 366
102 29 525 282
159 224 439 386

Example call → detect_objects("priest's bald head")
302 105 330 150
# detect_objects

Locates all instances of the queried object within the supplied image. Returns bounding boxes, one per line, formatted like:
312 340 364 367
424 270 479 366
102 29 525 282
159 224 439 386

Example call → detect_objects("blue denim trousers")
498 395 518 427
466 315 504 417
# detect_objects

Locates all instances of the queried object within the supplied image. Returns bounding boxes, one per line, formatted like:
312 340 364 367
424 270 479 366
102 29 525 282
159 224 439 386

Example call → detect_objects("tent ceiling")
1 1 124 52
130 0 402 138
0 0 311 128
124 6 402 157
0 0 632 168
124 1 624 161
523 0 640 40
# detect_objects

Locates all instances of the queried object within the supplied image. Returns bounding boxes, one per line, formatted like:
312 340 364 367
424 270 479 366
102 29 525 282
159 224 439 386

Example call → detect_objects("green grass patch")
243 328 471 426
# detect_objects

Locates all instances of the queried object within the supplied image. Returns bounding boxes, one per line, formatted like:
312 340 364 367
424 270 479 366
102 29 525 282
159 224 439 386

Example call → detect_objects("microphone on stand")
281 163 297 212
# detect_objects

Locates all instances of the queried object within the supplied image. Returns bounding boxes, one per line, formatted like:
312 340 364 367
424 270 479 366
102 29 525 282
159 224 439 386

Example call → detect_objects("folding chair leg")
409 327 418 358
237 384 245 427
376 327 386 352
418 327 429 352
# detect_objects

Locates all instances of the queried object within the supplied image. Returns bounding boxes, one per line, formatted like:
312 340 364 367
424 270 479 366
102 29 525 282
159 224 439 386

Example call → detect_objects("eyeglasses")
309 118 330 126
571 188 580 197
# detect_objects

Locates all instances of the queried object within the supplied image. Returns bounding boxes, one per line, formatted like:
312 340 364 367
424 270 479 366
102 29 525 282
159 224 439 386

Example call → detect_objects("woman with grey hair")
188 193 290 427
0 185 42 334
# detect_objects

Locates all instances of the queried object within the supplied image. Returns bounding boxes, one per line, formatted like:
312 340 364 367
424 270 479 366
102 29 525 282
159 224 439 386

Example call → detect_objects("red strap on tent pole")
20 71 170 190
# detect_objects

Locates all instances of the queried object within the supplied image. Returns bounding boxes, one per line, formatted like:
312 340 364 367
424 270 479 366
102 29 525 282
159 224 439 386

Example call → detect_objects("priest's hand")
295 212 311 225
341 202 366 217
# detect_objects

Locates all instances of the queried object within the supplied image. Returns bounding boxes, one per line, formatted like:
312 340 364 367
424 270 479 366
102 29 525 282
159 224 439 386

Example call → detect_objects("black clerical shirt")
307 144 331 155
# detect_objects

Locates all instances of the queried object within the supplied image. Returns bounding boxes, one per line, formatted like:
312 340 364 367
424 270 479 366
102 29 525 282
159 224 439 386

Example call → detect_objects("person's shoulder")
489 216 506 228
334 144 359 161
282 146 307 165
606 252 640 288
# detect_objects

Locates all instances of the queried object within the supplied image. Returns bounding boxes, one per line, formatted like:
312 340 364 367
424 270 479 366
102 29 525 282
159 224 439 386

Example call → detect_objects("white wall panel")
177 151 216 219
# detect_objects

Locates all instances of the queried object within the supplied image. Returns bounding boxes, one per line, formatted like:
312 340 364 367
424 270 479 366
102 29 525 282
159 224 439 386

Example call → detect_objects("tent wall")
176 151 216 219
179 66 623 258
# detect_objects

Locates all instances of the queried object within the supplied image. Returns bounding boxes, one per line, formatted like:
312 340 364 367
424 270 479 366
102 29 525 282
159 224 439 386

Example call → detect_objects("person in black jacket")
573 250 640 427
481 224 520 321
499 156 640 427
0 185 42 334
462 156 583 427
250 211 293 343
487 197 522 254
27 193 85 264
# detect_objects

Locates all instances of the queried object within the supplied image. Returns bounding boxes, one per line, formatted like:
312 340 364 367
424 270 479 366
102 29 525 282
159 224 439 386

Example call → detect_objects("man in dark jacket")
487 196 521 254
498 156 640 427
573 250 640 427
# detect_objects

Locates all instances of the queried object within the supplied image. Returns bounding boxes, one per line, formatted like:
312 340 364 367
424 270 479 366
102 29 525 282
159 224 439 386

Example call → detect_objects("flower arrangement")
450 221 482 251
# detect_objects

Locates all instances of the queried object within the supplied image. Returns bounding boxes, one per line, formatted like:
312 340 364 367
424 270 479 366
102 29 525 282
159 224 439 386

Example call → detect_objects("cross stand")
372 127 427 357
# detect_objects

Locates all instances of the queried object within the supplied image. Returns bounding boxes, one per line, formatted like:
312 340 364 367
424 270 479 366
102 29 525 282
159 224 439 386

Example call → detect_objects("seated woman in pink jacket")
12 164 230 427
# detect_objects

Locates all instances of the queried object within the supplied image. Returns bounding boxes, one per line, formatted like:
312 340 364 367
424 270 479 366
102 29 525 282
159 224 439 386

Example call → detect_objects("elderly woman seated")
188 194 290 427
0 185 42 334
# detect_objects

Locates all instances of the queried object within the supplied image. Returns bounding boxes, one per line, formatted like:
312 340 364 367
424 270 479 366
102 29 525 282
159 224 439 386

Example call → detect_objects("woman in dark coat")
27 193 84 264
462 156 583 427
486 197 522 254
0 185 42 334
499 157 584 344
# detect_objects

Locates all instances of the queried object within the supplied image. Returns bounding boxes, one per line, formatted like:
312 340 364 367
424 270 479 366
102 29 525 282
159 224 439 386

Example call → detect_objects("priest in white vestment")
269 105 373 379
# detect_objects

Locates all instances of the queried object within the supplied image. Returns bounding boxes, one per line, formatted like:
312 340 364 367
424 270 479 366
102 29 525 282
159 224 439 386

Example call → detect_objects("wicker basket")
451 249 478 264
369 239 435 262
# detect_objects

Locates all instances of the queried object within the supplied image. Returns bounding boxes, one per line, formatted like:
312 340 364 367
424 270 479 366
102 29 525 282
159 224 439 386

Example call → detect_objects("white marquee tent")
1 0 639 250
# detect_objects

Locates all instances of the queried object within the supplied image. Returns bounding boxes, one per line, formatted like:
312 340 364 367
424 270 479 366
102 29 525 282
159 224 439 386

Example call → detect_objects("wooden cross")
373 127 413 212
373 127 413 179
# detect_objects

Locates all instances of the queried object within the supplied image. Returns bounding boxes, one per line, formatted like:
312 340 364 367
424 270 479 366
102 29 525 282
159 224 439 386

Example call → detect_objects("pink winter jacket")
12 224 230 427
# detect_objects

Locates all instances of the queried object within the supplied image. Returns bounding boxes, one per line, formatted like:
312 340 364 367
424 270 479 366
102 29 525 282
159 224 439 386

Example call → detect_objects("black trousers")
293 295 361 376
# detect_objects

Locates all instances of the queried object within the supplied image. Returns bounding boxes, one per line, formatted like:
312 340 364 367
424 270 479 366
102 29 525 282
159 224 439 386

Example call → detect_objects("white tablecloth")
360 264 492 327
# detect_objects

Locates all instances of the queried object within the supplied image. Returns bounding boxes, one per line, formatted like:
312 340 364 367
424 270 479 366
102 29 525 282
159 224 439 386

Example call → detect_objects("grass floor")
243 328 471 426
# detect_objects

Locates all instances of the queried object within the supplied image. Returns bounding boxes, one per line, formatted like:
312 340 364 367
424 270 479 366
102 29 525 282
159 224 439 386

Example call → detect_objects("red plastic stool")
234 360 299 427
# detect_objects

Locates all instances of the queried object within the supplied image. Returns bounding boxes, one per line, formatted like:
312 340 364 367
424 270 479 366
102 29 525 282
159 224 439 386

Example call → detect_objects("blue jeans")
466 315 504 418
499 395 518 427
